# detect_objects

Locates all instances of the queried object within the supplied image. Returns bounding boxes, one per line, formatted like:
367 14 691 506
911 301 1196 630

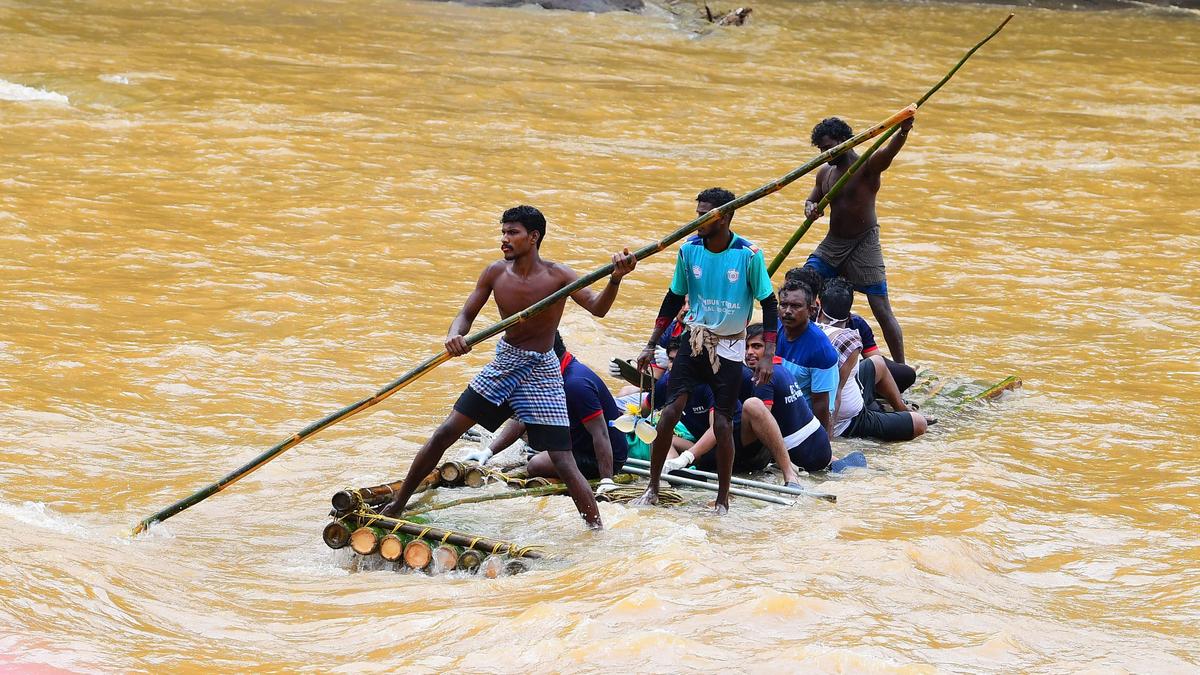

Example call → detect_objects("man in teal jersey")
631 188 778 514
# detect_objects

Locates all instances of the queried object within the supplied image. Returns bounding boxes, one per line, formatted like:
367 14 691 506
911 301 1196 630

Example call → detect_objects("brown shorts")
811 224 886 287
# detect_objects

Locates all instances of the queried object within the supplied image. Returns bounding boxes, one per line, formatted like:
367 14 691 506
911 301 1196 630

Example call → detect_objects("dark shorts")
666 333 744 421
806 224 887 294
572 448 627 480
453 386 571 451
787 425 832 472
844 359 916 441
695 424 772 473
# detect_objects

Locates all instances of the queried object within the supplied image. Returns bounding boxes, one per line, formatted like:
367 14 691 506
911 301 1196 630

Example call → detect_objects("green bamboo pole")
130 104 915 537
767 13 1014 276
404 473 638 515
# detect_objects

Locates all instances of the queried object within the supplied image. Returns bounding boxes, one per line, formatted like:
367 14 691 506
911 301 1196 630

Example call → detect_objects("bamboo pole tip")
379 534 406 562
404 539 433 569
323 521 354 549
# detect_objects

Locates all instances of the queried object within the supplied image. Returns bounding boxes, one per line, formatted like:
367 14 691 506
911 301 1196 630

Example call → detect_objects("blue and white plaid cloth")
469 339 570 427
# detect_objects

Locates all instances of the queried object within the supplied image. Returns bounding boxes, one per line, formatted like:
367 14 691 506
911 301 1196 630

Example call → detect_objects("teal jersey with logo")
669 232 774 336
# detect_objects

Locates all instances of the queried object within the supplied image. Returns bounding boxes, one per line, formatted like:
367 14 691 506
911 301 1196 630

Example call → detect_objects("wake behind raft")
321 370 1020 577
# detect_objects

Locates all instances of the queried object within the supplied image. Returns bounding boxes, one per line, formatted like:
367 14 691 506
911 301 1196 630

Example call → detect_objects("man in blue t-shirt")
632 187 779 513
774 279 839 437
476 336 627 493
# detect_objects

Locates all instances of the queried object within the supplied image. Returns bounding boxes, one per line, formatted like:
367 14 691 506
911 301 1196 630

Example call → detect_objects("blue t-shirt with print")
669 233 773 336
774 320 838 410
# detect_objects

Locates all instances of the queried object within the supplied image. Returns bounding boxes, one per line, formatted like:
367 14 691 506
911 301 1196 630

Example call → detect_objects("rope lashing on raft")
597 484 685 506
352 511 547 559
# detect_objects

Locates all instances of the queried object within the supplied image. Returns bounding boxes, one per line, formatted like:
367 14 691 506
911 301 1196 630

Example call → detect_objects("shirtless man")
379 205 636 529
804 115 914 363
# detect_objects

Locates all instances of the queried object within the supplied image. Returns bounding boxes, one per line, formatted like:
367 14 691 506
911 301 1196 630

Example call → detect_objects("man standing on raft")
631 188 777 514
380 206 636 529
804 115 914 363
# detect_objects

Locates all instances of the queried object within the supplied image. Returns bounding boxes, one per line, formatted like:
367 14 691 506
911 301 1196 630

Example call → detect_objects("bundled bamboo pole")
322 519 354 549
403 473 637 516
130 103 914 536
621 465 792 506
457 548 484 572
352 513 545 560
379 533 408 562
623 458 836 503
432 544 461 573
403 539 434 570
349 526 385 556
331 469 440 513
767 13 1014 275
439 461 467 485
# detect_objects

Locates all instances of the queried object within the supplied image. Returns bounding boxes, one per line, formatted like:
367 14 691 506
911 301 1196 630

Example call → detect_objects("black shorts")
694 423 773 473
572 448 628 480
453 386 571 451
844 360 916 441
787 425 832 472
665 333 744 421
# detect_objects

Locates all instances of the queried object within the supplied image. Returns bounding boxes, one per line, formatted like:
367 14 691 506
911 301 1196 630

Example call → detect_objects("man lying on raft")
379 206 637 529
469 333 628 496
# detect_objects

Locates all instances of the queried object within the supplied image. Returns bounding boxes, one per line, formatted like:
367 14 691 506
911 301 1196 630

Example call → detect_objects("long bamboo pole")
623 457 835 503
766 13 1014 276
130 105 915 536
620 465 793 506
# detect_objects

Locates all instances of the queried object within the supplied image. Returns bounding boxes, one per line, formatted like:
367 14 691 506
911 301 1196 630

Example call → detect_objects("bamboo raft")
322 371 1020 576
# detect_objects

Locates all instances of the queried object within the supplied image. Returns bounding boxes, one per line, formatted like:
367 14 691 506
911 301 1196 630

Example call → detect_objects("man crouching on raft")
380 206 636 529
631 188 777 514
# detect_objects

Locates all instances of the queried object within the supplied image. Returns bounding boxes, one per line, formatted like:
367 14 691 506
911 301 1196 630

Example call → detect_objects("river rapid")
1 0 1198 671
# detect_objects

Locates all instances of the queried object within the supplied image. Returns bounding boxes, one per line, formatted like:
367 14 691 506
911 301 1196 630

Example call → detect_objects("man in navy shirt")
477 335 627 493
677 323 832 480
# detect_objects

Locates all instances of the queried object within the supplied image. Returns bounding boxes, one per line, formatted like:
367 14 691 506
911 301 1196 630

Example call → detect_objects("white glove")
663 450 694 473
654 346 669 369
463 448 493 465
608 360 623 378
595 478 618 496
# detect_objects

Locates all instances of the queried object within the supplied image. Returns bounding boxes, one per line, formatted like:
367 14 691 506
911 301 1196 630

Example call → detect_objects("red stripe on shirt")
581 410 604 423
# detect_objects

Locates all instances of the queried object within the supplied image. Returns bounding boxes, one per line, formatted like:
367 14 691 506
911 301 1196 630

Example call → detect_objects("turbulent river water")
2 0 1198 671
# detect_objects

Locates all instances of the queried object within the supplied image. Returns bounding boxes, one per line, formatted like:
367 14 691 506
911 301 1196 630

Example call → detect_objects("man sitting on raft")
470 333 628 495
379 205 637 529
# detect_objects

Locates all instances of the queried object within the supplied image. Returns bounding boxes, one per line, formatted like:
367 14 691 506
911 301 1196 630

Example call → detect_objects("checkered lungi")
468 339 570 427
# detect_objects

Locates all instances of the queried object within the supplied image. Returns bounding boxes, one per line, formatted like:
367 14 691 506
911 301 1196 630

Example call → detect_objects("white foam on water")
0 79 69 104
0 500 89 536
98 74 130 85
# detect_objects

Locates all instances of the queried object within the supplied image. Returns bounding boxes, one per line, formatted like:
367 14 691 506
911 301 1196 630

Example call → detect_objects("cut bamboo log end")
463 466 486 489
504 558 530 576
432 544 460 573
379 533 407 562
322 520 354 549
457 548 484 573
480 555 506 579
439 461 465 485
404 538 433 570
330 490 362 513
349 526 383 556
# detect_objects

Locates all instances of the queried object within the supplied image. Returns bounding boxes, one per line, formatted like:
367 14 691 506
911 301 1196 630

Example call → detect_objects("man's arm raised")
867 116 914 174
445 264 497 356
568 248 637 318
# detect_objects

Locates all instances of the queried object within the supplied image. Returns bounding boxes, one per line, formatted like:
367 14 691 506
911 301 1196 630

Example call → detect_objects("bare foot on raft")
629 489 659 506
